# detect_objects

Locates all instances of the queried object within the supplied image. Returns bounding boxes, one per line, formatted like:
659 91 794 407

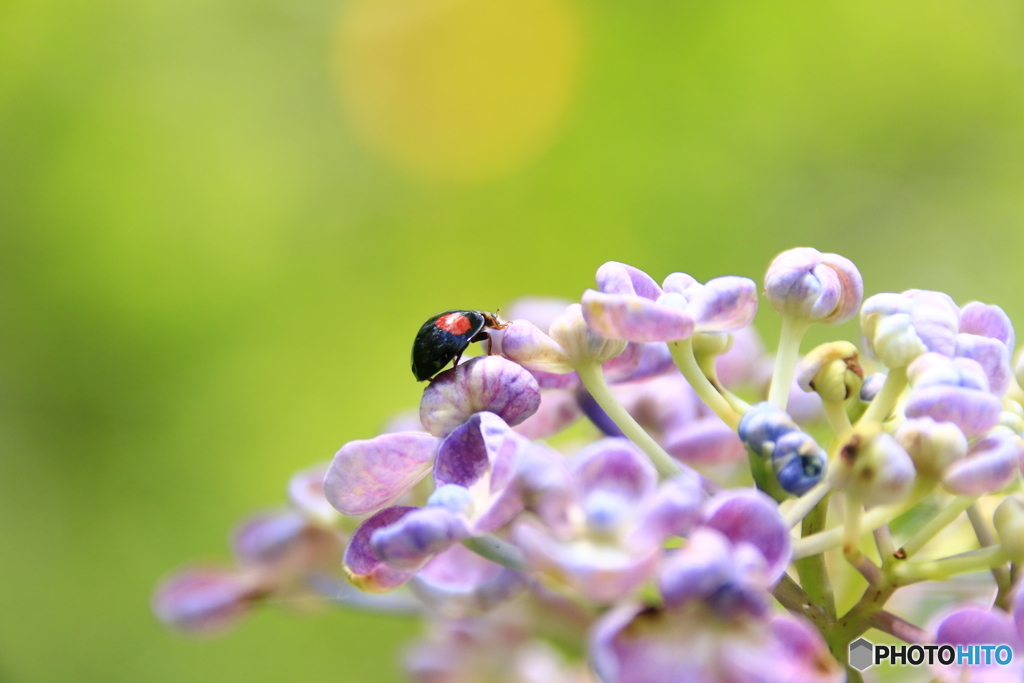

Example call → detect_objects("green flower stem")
793 495 837 620
772 573 832 632
782 480 832 529
793 484 933 559
889 545 1010 583
966 503 1013 609
828 581 898 653
822 399 852 438
694 348 751 413
843 494 864 557
858 366 908 425
668 339 742 429
895 495 976 559
767 315 811 410
575 361 685 479
873 525 897 570
462 535 530 572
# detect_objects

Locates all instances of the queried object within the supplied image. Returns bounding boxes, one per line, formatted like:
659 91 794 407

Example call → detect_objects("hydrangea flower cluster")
155 248 1024 683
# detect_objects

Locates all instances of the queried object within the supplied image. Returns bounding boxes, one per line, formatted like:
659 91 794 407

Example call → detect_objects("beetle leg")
451 351 464 370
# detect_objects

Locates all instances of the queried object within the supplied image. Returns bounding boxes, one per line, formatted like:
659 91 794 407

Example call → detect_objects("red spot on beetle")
435 313 472 334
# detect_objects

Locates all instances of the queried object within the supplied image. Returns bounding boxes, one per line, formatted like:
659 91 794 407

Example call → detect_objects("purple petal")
688 277 758 333
662 272 702 298
632 475 704 544
513 443 577 530
590 603 842 683
943 428 1021 495
512 389 581 439
905 385 1002 439
932 606 1024 681
581 290 695 343
724 616 843 683
956 333 1011 396
498 320 574 374
343 506 420 592
287 463 340 527
231 510 309 565
659 529 769 618
764 248 862 324
603 341 675 383
961 301 1015 350
419 356 541 438
906 289 960 357
434 412 529 533
323 432 439 516
716 326 767 388
434 412 522 490
702 490 791 583
410 544 528 617
664 417 746 466
596 261 663 300
153 567 262 636
572 438 658 505
551 303 630 364
514 519 660 604
370 507 467 571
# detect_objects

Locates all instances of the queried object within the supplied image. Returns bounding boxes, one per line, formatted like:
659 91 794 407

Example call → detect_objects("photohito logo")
849 638 1014 672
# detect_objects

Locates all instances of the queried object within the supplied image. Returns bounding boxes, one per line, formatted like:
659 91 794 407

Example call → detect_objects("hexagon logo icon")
849 638 874 671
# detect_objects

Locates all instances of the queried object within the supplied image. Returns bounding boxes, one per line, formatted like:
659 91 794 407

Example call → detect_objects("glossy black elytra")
411 310 508 381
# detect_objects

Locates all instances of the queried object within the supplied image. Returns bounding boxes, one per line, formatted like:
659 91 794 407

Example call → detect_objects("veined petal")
688 276 758 333
370 507 467 571
499 320 575 374
664 417 746 466
410 544 528 617
942 428 1021 495
581 290 695 343
702 490 791 583
419 356 541 438
956 333 1011 396
324 432 439 516
960 301 1015 350
572 438 657 505
596 261 663 299
343 506 420 592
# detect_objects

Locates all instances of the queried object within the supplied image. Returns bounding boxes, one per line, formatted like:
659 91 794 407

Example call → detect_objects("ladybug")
412 310 509 381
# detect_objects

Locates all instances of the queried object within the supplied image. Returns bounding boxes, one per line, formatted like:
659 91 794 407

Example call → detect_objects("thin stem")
843 494 864 557
794 496 837 620
859 366 908 425
668 339 741 429
895 495 976 559
966 503 1013 609
890 545 1010 583
782 480 832 529
822 399 852 438
694 350 751 413
462 535 530 571
793 486 932 559
768 315 811 410
575 362 686 479
873 525 896 570
867 610 930 644
772 573 832 632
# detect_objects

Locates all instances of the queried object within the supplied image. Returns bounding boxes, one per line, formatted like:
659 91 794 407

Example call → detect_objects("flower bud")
764 247 863 324
942 426 1021 496
796 341 863 403
152 567 264 636
772 431 827 496
859 373 886 402
419 356 541 437
894 417 968 480
370 507 468 572
828 423 915 507
861 290 960 368
994 495 1024 561
737 402 800 458
905 354 1002 439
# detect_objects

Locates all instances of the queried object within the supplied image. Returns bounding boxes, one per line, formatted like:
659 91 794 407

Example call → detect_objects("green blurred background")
3 0 1024 680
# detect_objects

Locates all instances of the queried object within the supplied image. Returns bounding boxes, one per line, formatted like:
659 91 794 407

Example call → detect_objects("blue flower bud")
771 431 827 496
737 402 800 457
